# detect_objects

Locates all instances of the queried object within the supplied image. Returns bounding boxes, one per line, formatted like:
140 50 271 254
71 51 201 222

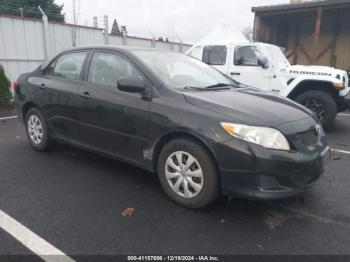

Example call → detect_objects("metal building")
252 0 350 71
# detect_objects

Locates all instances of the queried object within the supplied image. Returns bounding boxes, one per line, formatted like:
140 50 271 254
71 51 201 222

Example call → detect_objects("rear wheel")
25 108 51 151
157 138 220 209
295 90 337 129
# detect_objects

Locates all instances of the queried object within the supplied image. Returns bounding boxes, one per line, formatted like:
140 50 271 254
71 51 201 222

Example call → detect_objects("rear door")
39 51 89 142
202 45 229 74
76 50 151 164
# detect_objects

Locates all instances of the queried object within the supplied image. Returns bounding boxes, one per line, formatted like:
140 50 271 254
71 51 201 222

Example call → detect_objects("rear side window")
88 52 143 87
47 52 88 80
202 45 227 65
234 46 259 66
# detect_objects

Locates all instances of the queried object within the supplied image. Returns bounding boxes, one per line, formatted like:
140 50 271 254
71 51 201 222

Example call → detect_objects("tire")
295 90 337 129
25 107 51 151
157 138 220 209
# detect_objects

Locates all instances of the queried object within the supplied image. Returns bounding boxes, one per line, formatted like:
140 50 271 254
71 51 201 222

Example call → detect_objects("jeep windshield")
261 45 290 69
134 51 239 90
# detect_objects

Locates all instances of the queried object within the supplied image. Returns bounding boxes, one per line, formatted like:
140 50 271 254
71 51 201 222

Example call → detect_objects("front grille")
296 129 318 147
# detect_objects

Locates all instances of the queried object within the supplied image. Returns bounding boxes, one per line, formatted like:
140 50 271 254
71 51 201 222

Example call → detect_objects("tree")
0 0 65 22
242 26 254 43
111 19 121 36
0 65 12 107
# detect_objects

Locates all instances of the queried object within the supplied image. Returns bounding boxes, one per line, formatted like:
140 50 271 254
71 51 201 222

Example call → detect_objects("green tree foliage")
111 19 121 36
0 65 12 106
0 0 64 22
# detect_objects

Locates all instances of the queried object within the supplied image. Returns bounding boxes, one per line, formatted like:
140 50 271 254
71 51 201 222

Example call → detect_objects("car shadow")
51 142 315 226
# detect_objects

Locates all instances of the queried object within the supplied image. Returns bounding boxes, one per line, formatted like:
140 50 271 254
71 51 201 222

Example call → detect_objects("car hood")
184 88 314 128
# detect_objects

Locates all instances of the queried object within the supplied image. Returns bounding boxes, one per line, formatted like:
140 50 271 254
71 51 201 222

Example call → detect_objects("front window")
234 46 259 66
202 45 227 65
134 51 234 90
88 52 143 87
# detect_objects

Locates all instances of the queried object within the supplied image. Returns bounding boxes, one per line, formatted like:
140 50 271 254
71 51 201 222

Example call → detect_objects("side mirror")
257 55 269 69
117 77 145 94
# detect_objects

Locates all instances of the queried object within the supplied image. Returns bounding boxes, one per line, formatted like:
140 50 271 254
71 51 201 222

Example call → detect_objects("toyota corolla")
14 46 330 208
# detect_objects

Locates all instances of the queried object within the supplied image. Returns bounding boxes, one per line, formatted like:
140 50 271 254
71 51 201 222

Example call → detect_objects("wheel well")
287 81 338 100
152 132 219 174
22 102 38 123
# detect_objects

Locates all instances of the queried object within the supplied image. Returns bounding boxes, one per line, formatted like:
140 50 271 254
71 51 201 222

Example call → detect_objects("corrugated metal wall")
0 14 191 85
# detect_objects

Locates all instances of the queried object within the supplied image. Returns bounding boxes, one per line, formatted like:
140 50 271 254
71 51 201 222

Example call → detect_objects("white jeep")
187 42 350 128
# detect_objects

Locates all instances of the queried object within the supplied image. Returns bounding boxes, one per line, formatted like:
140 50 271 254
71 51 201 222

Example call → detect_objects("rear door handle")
79 91 91 98
230 72 241 76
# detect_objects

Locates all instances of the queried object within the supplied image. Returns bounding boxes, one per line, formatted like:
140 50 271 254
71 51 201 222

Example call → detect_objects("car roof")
40 45 181 70
65 45 175 54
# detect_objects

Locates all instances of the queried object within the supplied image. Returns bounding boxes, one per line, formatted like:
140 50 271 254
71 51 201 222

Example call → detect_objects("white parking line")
0 115 18 121
338 113 350 117
0 209 75 262
332 148 350 155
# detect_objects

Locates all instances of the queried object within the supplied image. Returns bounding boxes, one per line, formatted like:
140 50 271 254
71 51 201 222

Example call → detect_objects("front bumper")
336 95 350 112
213 138 328 201
345 94 350 110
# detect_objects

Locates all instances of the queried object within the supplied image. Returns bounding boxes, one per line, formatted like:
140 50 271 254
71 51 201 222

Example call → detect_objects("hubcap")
165 151 204 199
304 99 326 121
27 115 43 145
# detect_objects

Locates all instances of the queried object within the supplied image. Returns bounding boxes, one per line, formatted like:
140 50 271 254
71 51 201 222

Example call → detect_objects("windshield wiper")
184 83 233 91
205 83 233 89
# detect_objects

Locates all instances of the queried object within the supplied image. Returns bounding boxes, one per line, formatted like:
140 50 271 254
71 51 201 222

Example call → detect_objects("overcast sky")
56 0 288 44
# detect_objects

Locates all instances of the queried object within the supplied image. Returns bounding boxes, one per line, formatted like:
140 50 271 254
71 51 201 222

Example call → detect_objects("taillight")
12 81 17 90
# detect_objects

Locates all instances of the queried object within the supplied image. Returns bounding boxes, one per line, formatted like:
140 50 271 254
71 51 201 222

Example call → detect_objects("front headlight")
221 123 290 151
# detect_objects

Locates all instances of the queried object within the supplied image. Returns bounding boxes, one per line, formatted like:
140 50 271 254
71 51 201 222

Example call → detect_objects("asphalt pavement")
0 113 350 258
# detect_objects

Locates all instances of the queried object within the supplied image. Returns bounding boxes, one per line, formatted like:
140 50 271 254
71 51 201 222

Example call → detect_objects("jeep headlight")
221 123 290 151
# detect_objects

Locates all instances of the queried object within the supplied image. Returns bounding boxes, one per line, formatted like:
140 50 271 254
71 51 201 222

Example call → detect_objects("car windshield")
134 51 237 90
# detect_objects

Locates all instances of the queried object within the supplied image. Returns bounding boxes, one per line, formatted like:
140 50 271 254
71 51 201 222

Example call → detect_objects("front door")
230 46 271 91
77 51 150 164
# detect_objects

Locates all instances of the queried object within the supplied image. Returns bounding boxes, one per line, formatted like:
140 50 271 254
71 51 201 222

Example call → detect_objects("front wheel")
157 138 220 209
295 90 337 129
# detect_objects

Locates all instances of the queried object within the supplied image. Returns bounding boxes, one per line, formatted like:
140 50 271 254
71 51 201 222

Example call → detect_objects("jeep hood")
184 88 314 128
286 65 347 79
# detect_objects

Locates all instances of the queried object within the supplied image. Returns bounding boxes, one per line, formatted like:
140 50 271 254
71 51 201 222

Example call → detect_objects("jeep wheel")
295 90 337 129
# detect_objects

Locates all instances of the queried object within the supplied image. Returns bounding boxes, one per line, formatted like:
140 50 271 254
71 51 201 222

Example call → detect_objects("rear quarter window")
46 52 88 80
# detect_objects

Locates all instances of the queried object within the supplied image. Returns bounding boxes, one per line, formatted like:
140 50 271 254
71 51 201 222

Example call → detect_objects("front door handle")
230 72 241 76
79 91 91 98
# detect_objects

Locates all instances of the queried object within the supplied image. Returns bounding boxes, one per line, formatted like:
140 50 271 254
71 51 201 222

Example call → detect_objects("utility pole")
73 0 76 25
121 26 127 45
71 0 82 46
38 6 49 58
19 8 24 18
93 16 98 28
149 30 156 48
176 34 183 53
103 15 109 45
